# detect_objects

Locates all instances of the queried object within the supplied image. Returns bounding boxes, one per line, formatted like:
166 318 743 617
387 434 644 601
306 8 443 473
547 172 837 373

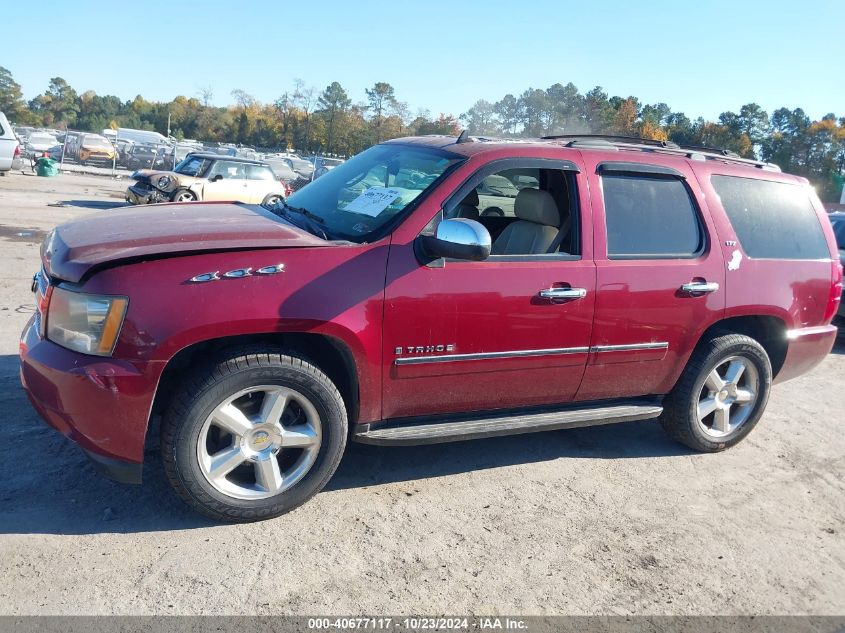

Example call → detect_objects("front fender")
79 241 391 424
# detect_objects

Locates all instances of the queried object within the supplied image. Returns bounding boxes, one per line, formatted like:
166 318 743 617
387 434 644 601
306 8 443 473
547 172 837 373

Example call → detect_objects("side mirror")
210 174 224 182
419 218 491 262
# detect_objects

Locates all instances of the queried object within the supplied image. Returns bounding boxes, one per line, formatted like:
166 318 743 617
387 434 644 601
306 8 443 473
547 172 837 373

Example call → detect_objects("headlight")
46 287 128 356
157 175 171 189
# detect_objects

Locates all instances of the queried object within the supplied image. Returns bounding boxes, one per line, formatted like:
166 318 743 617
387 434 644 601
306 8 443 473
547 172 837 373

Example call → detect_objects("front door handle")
680 281 720 295
539 287 587 301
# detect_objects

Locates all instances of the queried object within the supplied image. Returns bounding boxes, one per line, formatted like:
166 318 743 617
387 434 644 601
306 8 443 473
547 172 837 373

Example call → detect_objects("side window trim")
597 161 686 179
601 173 708 260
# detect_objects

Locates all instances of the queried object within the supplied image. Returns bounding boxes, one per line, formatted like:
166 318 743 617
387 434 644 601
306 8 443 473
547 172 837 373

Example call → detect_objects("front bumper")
125 184 167 205
80 152 114 164
19 316 164 484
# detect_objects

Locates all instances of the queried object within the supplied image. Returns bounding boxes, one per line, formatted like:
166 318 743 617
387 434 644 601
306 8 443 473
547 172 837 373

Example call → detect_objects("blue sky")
5 0 842 121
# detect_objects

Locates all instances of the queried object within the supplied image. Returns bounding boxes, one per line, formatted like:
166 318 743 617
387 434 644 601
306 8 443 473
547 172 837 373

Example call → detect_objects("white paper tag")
344 187 403 217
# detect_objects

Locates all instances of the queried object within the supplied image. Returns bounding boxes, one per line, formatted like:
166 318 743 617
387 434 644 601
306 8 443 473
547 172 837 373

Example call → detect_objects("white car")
25 132 59 157
0 112 21 174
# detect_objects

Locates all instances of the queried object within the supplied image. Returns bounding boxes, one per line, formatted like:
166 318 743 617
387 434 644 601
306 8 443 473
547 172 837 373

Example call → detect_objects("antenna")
456 130 471 144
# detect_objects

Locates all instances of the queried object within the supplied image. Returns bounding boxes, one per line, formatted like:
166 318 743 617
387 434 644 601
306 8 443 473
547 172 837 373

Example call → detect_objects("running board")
352 400 663 446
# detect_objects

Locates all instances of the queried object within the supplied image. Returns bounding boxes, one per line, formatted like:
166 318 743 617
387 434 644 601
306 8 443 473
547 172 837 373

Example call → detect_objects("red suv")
20 134 843 522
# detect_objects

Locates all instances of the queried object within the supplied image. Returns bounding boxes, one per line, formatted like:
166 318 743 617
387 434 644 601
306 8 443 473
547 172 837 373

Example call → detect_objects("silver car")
284 156 315 179
263 158 299 183
24 132 59 158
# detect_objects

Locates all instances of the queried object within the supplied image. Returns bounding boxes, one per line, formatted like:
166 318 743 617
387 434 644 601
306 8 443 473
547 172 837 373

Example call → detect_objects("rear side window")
208 160 246 179
602 175 703 258
712 176 829 259
246 165 276 181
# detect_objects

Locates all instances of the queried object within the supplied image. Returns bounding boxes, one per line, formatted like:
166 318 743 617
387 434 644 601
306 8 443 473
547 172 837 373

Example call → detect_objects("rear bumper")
19 316 164 483
775 324 838 384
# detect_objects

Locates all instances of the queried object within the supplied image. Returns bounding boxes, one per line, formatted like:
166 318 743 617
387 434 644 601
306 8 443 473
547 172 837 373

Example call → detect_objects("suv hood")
42 202 331 283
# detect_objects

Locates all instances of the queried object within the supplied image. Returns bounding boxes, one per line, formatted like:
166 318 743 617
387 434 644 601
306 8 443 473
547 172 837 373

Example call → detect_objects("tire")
660 333 772 452
171 188 197 203
161 348 347 522
261 193 283 208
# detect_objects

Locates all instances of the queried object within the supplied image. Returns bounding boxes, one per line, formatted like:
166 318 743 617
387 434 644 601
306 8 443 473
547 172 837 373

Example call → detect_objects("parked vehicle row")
20 133 843 523
5 120 345 185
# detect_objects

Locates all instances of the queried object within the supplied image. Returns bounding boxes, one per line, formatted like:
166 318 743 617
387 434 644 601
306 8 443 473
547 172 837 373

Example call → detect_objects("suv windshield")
284 144 464 241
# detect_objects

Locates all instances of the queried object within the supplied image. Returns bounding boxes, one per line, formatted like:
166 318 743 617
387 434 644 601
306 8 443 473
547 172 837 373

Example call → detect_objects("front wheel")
660 333 772 452
171 188 198 202
161 348 347 522
261 193 283 208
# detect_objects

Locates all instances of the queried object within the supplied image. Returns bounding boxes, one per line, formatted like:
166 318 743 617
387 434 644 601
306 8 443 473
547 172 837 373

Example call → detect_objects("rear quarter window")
711 175 830 260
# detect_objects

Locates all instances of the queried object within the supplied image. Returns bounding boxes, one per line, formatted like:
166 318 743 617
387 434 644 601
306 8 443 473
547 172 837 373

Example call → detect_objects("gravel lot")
0 171 843 616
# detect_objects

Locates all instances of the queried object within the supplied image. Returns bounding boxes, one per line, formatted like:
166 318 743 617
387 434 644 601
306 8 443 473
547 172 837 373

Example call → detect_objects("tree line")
461 85 845 202
0 68 460 158
1 67 842 201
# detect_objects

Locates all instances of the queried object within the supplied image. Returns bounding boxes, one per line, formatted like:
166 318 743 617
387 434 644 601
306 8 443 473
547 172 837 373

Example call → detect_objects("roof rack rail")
541 134 680 149
539 134 779 171
671 142 739 158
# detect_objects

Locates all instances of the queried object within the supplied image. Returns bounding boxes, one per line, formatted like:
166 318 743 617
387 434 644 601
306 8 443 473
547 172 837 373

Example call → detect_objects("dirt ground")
0 171 843 616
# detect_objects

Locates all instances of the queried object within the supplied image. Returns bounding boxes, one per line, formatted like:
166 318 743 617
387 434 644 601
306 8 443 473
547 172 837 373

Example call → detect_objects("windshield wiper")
284 204 327 225
274 203 332 240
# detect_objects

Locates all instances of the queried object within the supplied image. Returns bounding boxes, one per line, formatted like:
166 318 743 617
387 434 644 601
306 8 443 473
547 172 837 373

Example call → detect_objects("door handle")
539 287 587 301
680 281 720 295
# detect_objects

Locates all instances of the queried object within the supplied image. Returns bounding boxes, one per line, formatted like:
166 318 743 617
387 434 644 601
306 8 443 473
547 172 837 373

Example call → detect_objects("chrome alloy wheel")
175 191 196 202
696 356 760 438
197 385 322 500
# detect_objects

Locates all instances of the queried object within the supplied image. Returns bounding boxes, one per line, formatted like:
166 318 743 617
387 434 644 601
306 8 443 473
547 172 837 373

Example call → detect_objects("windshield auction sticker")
344 187 403 217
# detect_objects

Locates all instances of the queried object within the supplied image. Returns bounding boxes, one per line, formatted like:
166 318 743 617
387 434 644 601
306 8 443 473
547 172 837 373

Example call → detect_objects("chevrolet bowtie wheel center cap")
247 430 275 452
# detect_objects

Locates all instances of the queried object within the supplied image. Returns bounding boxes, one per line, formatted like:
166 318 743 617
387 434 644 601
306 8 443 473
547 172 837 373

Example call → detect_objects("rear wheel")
171 188 197 202
660 333 772 452
161 348 347 522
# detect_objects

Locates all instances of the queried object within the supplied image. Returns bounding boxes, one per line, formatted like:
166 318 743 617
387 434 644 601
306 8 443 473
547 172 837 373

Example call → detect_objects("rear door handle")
680 281 720 295
539 287 587 301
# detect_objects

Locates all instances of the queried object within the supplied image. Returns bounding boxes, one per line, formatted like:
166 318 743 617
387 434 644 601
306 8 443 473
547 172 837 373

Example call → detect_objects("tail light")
823 260 843 323
13 143 20 159
282 180 292 197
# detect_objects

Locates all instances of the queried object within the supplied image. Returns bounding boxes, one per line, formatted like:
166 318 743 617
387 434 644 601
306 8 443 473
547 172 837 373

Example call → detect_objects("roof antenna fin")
456 130 471 144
